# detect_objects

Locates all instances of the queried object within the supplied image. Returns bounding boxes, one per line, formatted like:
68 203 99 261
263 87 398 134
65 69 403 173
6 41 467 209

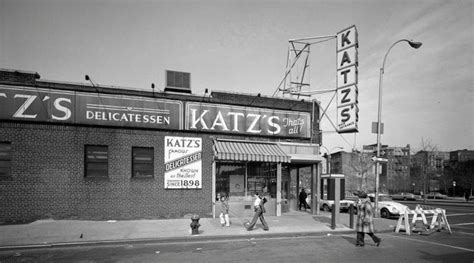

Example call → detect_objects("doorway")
282 164 313 213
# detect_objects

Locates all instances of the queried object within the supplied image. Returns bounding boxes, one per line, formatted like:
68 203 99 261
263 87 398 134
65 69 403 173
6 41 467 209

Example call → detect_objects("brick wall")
0 122 213 223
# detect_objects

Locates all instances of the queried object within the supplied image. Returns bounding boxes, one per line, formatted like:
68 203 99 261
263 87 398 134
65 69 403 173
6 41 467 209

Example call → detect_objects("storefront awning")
214 140 291 163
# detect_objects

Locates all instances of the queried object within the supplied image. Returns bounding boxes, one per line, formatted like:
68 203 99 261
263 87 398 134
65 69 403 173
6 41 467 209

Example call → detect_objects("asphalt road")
0 230 472 263
0 202 472 263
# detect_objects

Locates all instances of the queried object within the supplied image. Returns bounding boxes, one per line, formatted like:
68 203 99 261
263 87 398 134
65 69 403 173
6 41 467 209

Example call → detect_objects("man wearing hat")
354 190 381 247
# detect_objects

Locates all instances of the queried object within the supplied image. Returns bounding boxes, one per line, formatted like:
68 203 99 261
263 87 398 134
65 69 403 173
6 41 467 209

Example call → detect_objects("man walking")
244 192 269 231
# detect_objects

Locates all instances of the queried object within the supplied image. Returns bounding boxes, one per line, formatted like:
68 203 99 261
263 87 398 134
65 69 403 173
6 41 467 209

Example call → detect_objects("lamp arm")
381 39 411 73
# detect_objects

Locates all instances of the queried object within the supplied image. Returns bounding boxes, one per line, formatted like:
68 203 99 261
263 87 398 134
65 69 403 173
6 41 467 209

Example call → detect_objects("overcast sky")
1 0 472 153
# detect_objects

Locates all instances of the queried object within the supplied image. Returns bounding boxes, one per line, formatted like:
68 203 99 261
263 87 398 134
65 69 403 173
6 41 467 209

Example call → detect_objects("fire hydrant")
190 214 200 235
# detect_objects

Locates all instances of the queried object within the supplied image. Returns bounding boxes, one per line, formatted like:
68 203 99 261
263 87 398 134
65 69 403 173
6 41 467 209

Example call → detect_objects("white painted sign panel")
164 136 202 189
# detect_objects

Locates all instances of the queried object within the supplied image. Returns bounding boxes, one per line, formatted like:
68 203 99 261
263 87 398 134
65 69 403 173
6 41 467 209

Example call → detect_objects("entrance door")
282 165 313 213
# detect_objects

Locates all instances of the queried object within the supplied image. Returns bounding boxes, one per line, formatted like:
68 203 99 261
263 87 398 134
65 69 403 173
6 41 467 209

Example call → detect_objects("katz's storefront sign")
185 102 311 138
0 85 312 138
0 85 182 130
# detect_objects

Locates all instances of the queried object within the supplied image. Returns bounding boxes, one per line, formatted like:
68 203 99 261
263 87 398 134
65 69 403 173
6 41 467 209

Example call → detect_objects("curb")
0 227 396 251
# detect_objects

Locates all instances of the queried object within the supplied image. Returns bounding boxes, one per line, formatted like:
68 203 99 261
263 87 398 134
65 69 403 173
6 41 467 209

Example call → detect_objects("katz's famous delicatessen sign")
0 85 311 139
164 136 202 189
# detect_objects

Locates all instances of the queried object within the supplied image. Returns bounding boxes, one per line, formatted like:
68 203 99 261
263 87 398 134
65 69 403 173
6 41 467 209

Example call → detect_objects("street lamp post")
375 39 422 217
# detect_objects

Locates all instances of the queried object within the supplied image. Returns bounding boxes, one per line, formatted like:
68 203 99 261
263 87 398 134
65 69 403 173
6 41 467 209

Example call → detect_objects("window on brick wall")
85 145 108 178
132 147 154 178
0 142 12 179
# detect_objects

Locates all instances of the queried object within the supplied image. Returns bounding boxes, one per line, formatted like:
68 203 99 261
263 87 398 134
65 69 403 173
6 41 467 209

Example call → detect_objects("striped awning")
214 140 290 163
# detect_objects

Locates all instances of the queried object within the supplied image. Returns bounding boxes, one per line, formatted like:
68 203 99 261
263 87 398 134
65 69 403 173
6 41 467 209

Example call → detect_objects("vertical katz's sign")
164 136 202 189
185 102 311 138
336 25 359 133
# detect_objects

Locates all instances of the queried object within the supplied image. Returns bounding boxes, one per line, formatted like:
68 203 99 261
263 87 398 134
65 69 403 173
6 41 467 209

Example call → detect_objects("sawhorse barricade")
395 204 452 235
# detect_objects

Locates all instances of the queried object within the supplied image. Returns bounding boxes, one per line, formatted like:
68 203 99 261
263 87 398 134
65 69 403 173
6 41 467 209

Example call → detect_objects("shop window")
0 142 12 179
132 147 154 178
84 145 108 178
247 162 278 198
216 163 245 197
216 162 278 199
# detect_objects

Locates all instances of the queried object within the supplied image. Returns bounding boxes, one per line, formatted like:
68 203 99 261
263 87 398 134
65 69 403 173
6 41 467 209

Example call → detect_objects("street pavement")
0 211 397 250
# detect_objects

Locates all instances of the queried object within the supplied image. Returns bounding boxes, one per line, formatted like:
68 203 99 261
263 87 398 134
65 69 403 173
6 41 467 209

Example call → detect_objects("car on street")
368 193 408 218
320 199 356 213
391 192 420 201
424 192 448 199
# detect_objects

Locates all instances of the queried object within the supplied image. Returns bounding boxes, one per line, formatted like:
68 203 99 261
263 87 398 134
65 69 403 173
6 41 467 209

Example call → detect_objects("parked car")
391 192 420 201
368 193 408 219
424 192 448 199
320 199 356 213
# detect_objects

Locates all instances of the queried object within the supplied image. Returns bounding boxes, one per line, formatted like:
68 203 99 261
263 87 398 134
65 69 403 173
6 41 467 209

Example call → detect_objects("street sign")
371 122 384 134
371 156 388 163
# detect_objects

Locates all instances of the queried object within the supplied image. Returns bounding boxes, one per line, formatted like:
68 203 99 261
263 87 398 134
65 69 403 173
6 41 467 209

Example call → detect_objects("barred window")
85 145 108 178
0 142 12 179
132 147 154 178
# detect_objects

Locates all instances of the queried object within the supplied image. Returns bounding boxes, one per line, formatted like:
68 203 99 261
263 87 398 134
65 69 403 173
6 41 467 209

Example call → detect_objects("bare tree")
349 151 375 191
411 138 444 202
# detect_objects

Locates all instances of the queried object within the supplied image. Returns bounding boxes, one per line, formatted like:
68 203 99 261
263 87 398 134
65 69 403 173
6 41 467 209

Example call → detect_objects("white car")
320 199 356 213
368 194 408 218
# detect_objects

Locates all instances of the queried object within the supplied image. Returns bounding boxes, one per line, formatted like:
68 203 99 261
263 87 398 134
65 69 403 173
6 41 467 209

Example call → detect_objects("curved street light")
375 39 422 217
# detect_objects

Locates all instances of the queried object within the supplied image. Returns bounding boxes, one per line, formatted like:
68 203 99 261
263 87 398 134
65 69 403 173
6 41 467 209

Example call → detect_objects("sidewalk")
0 211 397 250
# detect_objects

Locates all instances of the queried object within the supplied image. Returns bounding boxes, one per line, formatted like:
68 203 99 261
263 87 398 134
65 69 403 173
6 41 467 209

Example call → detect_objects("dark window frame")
132 147 154 179
0 142 12 179
84 145 109 178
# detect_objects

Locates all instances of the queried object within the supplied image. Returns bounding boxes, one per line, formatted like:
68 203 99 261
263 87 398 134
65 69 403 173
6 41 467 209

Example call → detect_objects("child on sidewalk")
219 194 230 227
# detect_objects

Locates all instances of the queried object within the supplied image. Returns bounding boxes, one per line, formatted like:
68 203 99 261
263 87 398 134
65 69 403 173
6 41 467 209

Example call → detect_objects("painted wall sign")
336 25 359 133
164 136 202 189
0 85 183 130
185 102 311 138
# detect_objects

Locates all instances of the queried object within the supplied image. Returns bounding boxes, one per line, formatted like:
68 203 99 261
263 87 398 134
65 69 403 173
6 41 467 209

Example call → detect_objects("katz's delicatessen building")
0 69 324 222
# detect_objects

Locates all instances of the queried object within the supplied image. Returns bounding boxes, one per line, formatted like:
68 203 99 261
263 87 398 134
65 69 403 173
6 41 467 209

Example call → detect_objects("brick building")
0 68 324 223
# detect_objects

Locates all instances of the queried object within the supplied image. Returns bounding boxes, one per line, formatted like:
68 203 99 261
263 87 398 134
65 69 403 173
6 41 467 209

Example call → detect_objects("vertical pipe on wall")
315 162 321 215
311 163 317 215
277 162 282 216
212 160 216 218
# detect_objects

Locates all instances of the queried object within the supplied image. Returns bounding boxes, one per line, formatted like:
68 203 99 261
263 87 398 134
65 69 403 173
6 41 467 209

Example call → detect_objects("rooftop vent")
164 70 191 94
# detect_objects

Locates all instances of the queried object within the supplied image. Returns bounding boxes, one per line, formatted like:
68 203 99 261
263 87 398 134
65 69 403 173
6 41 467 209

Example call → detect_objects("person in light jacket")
354 190 381 247
244 192 269 231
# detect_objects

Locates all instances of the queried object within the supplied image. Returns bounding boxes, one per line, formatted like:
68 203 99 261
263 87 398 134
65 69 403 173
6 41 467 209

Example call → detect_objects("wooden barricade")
395 205 451 235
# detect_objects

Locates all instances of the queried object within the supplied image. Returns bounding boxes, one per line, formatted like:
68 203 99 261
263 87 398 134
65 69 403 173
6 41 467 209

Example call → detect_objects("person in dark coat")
354 190 381 247
299 188 310 210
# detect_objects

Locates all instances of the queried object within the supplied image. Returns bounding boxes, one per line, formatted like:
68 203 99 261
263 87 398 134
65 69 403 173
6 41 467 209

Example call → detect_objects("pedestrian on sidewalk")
244 192 269 231
299 188 311 210
465 191 470 203
219 194 230 227
354 190 381 247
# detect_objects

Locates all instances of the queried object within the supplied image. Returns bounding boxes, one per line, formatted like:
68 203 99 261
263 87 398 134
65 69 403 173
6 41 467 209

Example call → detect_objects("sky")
1 0 473 153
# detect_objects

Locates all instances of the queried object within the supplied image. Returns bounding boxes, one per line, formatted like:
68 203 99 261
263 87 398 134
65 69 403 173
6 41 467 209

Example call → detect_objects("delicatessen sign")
164 136 202 189
0 85 182 130
0 85 312 139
